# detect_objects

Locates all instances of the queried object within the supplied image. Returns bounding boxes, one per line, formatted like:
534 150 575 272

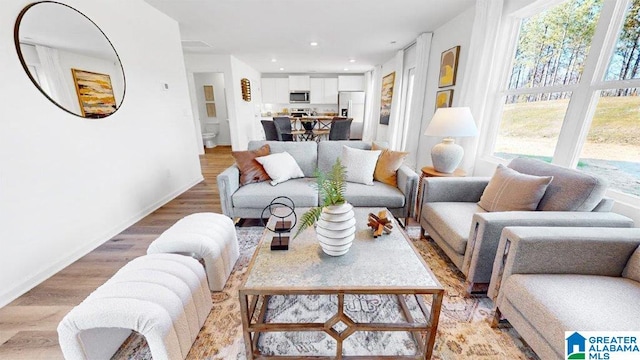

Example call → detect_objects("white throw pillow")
341 146 382 185
255 152 305 186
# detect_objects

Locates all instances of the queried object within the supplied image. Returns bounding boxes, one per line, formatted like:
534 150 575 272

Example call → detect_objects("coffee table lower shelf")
239 290 444 359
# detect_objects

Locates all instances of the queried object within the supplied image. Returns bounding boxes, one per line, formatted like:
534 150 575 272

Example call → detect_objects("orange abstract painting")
71 68 117 118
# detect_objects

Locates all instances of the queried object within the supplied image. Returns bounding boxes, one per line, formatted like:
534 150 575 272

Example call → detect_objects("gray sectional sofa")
217 140 418 223
489 227 640 360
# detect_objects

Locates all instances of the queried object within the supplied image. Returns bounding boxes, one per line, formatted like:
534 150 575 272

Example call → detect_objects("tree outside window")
492 0 640 197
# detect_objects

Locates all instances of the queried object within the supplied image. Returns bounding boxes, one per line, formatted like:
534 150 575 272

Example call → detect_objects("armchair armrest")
422 177 490 203
396 165 419 219
462 211 634 285
216 165 240 218
488 226 640 301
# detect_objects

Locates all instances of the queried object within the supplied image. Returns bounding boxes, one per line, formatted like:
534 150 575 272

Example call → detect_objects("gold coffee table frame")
239 207 444 359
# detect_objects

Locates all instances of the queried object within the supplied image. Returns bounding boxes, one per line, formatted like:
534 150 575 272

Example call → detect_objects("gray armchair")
419 157 635 294
488 227 640 360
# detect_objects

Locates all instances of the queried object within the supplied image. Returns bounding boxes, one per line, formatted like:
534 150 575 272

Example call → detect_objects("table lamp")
423 107 478 173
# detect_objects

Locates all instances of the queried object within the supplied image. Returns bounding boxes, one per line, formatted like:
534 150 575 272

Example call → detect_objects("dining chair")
273 117 294 141
260 120 278 141
328 117 353 140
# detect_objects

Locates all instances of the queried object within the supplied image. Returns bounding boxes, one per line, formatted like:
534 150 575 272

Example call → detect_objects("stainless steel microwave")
289 91 310 103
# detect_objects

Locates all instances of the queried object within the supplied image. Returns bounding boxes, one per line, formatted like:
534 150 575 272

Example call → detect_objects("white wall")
415 8 475 169
0 0 202 307
184 54 262 150
229 56 263 150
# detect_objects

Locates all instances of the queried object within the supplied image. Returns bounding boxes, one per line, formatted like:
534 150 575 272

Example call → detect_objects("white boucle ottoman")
147 212 239 291
57 253 212 360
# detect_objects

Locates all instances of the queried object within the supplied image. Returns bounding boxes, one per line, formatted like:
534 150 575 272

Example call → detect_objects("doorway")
193 72 231 146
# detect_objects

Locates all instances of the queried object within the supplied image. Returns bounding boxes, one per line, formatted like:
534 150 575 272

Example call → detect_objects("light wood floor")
0 146 235 360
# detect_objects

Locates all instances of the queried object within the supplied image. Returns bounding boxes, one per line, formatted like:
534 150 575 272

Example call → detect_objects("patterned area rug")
113 226 540 359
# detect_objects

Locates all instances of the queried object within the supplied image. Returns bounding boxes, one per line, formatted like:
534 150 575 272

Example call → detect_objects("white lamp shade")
424 107 478 137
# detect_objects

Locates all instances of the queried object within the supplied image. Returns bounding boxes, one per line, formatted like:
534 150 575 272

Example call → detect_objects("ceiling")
144 0 475 74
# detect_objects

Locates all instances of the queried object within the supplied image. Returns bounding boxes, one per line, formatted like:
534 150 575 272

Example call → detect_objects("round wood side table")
416 166 467 221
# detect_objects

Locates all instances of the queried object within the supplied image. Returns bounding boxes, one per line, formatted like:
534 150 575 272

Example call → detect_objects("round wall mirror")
14 1 126 118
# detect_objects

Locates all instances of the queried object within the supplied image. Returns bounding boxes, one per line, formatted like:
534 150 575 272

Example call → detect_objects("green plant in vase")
294 158 347 239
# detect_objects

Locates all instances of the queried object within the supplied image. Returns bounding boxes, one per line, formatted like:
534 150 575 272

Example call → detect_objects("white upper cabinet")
275 78 289 103
289 75 310 91
338 75 365 91
310 78 338 104
261 78 276 104
261 78 289 104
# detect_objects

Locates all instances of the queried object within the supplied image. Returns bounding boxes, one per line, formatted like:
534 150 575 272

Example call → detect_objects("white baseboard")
0 175 205 308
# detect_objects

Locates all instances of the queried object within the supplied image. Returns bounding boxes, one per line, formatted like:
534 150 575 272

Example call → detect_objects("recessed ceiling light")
349 59 356 63
271 58 277 62
279 67 285 71
310 42 318 46
344 68 349 71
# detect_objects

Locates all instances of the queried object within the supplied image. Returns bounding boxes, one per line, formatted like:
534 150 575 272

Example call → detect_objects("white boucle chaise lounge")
57 253 212 360
147 212 239 291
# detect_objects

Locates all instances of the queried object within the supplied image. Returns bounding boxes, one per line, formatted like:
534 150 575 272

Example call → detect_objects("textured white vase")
316 202 356 256
431 138 464 173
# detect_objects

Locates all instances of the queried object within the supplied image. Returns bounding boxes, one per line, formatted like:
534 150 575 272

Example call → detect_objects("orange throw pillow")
372 144 409 187
232 144 271 185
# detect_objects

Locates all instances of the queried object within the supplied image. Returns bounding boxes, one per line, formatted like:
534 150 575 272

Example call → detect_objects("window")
490 0 640 197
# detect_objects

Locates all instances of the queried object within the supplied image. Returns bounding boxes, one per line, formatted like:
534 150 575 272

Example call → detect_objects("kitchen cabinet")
310 78 338 104
261 78 289 104
289 75 310 91
338 75 365 91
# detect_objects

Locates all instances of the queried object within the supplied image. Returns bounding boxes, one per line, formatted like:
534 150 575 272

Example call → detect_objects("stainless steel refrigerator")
338 91 365 139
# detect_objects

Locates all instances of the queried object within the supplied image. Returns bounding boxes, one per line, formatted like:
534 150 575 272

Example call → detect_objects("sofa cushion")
508 157 607 211
372 143 409 187
317 141 372 174
232 178 318 209
503 274 640 356
232 144 271 186
341 146 381 185
478 164 553 212
342 181 405 208
423 202 485 254
623 245 640 282
249 141 317 177
255 152 305 186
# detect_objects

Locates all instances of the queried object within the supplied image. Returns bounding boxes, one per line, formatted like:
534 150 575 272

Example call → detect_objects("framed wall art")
71 68 117 118
379 72 396 125
435 89 454 111
438 46 460 88
203 85 215 101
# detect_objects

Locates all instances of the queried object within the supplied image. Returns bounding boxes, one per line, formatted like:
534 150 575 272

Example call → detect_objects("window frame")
480 0 640 204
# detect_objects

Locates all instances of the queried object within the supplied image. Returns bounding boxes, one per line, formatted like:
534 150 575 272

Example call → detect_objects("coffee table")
239 207 444 359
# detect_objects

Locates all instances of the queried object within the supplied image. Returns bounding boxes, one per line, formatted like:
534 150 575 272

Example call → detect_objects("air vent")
181 40 212 48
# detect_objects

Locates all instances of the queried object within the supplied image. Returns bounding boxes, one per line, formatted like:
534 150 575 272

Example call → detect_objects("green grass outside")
501 95 640 145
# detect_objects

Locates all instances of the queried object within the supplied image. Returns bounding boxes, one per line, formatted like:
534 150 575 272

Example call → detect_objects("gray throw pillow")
478 164 553 212
622 245 640 282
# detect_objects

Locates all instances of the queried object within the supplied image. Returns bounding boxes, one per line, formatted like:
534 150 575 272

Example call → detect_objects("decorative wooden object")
241 78 251 102
367 210 393 237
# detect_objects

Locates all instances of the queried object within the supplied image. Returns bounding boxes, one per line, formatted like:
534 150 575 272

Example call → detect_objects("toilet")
201 123 219 149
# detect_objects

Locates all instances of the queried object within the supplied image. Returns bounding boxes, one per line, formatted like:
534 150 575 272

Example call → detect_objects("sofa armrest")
488 226 640 301
216 165 240 218
462 211 634 285
396 165 419 218
422 177 490 203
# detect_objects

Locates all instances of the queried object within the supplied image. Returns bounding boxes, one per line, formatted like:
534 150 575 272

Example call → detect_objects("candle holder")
261 196 296 251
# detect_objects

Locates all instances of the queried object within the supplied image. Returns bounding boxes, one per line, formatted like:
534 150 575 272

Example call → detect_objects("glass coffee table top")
244 207 441 291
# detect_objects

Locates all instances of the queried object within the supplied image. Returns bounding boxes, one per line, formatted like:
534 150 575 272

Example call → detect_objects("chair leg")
491 308 503 328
